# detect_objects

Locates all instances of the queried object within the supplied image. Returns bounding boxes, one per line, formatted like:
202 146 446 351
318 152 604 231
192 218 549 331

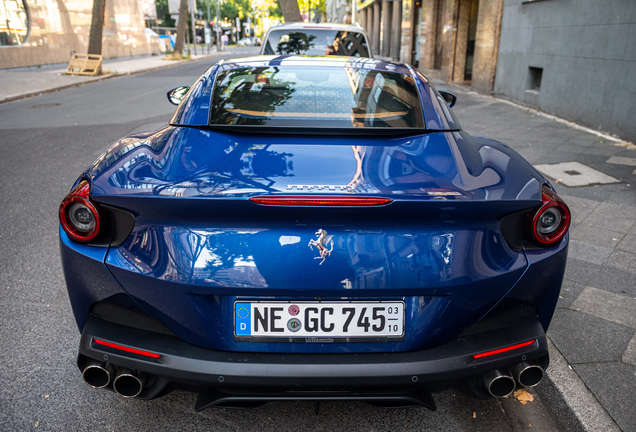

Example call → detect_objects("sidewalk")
435 80 636 432
0 48 228 104
2 54 634 431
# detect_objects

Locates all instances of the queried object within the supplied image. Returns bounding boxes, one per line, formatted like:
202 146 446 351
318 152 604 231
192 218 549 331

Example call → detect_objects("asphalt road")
0 47 559 431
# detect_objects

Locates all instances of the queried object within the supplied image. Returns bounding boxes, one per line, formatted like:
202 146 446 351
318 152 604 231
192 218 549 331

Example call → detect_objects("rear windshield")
209 66 425 129
263 29 370 57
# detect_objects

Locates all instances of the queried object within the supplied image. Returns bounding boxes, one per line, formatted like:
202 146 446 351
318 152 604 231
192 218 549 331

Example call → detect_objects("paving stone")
582 209 635 234
588 265 636 297
623 335 636 366
606 155 636 167
570 224 623 248
595 201 636 219
535 162 621 187
556 279 586 309
604 250 636 274
558 195 601 224
573 362 636 432
547 309 633 363
553 184 620 202
606 188 636 207
582 144 625 157
616 234 636 252
570 286 636 328
563 258 602 285
568 240 614 265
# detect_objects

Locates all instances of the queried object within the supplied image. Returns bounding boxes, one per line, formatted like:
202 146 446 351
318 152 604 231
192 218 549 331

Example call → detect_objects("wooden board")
66 54 104 76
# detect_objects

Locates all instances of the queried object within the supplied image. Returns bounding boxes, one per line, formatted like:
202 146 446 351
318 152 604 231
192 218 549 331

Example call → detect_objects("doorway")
433 0 446 70
464 0 479 80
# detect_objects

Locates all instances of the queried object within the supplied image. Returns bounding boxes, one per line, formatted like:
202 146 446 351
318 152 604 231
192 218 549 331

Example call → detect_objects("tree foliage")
156 0 176 27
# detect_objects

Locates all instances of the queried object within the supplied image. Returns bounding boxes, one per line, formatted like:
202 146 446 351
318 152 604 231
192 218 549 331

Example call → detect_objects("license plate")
234 301 405 342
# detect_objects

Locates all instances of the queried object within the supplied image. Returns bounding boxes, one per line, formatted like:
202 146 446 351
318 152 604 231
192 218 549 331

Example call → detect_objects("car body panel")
59 55 569 404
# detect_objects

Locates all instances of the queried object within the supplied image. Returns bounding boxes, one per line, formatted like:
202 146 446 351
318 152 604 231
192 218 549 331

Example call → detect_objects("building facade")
0 0 157 69
357 0 636 142
494 0 636 143
357 0 504 95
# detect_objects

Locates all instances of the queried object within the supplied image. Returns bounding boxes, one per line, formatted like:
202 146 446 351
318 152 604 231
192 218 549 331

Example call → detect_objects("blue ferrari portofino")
60 55 570 410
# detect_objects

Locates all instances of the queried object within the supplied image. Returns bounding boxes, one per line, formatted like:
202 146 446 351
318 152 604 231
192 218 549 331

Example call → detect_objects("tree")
87 0 106 55
173 0 189 56
279 0 302 22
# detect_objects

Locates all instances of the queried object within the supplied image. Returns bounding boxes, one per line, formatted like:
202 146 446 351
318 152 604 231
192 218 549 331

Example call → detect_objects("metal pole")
352 0 355 24
216 0 222 51
207 0 211 53
191 5 197 55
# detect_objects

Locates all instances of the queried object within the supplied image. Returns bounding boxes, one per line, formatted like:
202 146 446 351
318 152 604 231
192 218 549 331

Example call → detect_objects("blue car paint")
60 56 567 358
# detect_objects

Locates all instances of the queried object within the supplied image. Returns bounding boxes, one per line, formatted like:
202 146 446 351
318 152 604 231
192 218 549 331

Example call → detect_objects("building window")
0 0 29 46
528 67 543 91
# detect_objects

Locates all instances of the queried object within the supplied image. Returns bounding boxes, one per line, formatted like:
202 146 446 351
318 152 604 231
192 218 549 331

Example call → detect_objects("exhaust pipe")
113 368 146 398
514 362 544 388
82 360 115 389
482 369 516 398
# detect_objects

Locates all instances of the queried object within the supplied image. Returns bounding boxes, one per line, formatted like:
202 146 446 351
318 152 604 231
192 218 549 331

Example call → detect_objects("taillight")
59 180 101 243
250 196 393 206
531 186 570 246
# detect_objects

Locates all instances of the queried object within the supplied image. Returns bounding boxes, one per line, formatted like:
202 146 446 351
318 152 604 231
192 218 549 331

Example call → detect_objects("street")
0 48 563 431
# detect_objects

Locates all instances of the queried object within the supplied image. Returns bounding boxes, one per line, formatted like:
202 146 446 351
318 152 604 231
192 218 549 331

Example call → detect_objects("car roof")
217 55 413 75
267 22 367 33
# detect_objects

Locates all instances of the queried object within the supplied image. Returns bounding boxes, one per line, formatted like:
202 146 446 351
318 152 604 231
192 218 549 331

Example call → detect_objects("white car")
260 23 372 58
237 37 255 47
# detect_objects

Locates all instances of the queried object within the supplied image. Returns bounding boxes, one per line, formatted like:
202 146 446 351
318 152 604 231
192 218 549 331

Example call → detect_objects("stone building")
357 0 503 95
357 0 636 142
0 0 158 69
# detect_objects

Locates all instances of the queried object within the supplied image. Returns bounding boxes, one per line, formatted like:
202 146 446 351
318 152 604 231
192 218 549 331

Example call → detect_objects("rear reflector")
250 196 393 206
473 339 536 359
93 338 161 359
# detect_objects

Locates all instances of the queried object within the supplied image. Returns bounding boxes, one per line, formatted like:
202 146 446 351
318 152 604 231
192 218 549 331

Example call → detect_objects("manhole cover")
534 161 621 187
29 103 61 109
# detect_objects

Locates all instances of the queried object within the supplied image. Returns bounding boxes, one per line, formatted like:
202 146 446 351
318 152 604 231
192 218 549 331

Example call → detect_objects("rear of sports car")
59 56 569 410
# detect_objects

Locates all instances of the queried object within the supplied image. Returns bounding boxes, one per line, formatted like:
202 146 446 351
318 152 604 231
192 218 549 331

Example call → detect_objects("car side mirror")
167 86 191 105
438 90 457 108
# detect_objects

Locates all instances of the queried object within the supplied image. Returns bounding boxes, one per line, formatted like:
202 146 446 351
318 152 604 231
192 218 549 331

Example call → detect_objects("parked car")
261 23 371 57
60 55 569 410
237 37 255 47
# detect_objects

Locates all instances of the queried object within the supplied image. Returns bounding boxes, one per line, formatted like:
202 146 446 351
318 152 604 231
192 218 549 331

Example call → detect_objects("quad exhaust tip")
113 368 146 398
514 362 544 388
82 360 115 389
482 369 516 398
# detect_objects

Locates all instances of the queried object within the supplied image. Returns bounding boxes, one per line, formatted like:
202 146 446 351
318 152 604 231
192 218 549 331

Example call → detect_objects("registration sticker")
234 301 405 343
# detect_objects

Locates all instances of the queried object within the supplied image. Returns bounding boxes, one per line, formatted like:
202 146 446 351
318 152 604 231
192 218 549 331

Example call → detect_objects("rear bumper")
78 314 549 404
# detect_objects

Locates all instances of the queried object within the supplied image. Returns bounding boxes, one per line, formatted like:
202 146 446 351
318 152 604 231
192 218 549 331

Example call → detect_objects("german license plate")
234 301 405 342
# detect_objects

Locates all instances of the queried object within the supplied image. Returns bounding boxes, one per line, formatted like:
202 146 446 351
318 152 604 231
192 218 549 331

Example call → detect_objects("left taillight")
59 180 101 243
530 185 570 246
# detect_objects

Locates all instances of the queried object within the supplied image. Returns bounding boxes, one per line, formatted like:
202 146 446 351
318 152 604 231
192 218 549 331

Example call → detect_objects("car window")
263 30 370 57
209 66 425 129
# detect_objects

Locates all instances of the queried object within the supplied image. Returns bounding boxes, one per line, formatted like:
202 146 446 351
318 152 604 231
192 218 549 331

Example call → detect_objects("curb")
535 339 621 432
0 52 225 105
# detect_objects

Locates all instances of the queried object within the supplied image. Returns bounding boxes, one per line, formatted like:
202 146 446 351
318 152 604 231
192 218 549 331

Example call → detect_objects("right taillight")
531 185 570 246
59 180 101 243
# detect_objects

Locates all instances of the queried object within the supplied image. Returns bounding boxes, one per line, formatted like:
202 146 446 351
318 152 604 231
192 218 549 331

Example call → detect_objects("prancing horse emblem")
308 229 334 265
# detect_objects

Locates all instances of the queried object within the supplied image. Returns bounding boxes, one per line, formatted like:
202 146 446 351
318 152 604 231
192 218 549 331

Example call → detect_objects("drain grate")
29 103 62 109
534 161 621 187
